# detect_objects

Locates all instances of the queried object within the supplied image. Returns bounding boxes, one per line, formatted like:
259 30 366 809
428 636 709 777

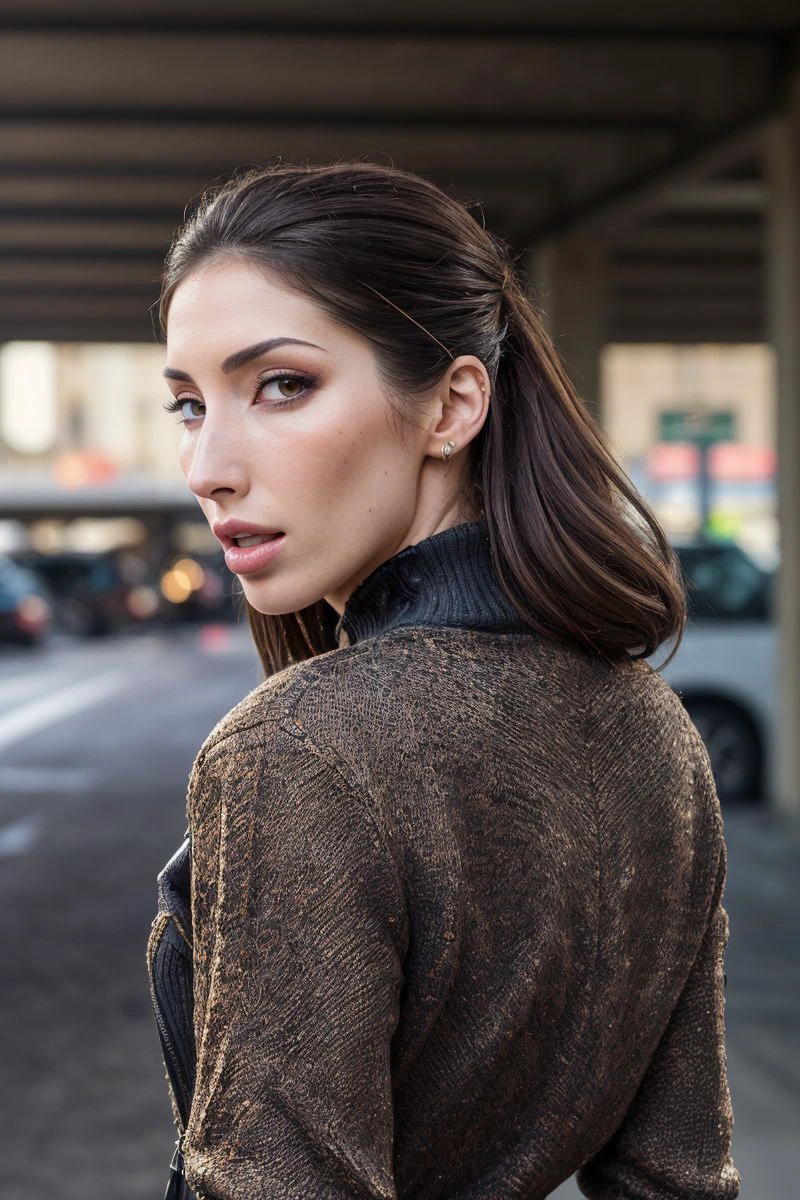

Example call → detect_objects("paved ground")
0 624 796 1198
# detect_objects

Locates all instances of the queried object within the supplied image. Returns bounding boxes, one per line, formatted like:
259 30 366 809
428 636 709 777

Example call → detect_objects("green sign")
659 409 735 445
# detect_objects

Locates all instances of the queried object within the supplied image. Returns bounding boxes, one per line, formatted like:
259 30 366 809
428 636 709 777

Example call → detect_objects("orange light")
53 452 118 488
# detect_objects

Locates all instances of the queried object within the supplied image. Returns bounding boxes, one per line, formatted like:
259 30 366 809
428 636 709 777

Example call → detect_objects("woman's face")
164 255 483 617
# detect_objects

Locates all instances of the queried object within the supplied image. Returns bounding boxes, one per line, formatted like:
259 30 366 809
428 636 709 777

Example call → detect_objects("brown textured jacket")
147 518 740 1200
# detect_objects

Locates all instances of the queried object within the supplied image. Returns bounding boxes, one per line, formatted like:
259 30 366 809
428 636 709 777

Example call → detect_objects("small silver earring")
441 440 456 461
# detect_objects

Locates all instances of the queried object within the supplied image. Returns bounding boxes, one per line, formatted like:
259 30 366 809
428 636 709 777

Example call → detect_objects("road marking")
0 669 128 751
0 765 103 793
0 670 71 707
0 815 42 857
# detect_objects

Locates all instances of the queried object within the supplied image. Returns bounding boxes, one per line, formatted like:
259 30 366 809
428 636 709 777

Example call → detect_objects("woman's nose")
184 423 249 501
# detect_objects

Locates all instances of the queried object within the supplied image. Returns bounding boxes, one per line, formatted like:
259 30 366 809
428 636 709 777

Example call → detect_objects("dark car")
673 538 774 622
0 555 53 647
9 548 165 637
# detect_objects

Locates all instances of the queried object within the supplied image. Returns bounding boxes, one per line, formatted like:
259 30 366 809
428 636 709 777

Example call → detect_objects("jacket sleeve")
182 720 407 1200
576 831 740 1200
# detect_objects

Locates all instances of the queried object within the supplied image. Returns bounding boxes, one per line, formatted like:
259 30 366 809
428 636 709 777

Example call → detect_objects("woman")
146 160 740 1200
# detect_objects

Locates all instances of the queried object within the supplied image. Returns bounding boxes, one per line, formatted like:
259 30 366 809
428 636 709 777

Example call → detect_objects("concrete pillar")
765 57 800 816
526 235 608 426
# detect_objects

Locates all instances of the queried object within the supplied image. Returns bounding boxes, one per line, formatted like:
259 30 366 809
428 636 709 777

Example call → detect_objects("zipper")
164 1128 209 1200
164 1129 187 1200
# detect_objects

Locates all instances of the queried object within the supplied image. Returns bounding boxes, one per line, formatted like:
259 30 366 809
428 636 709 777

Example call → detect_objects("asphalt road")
0 624 796 1199
0 623 263 1200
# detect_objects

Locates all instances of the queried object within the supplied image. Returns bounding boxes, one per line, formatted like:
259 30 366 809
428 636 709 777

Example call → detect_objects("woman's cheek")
292 422 365 491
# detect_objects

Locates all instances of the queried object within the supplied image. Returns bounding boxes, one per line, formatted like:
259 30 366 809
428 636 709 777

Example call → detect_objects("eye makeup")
162 369 319 425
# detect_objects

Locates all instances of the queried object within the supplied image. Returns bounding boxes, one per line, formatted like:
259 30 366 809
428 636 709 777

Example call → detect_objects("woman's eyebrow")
162 337 328 383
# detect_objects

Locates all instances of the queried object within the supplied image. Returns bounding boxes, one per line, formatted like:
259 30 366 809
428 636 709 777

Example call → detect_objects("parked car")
0 555 53 647
652 538 776 807
9 548 166 637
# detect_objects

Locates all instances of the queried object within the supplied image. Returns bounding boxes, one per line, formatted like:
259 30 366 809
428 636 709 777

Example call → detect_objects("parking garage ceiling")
1 2 799 344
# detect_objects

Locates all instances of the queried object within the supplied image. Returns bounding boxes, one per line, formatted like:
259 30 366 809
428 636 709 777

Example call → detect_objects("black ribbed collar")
334 518 532 649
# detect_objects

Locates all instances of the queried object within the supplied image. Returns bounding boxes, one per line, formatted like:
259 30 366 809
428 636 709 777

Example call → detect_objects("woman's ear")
426 355 490 457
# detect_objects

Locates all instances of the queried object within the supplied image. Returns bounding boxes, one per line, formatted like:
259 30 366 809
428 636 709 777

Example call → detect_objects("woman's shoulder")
184 649 406 908
190 626 707 806
192 627 458 764
187 637 397 788
198 624 696 740
586 647 710 769
192 655 318 763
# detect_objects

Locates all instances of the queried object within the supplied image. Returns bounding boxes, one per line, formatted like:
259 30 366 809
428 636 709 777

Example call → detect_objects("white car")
647 540 776 807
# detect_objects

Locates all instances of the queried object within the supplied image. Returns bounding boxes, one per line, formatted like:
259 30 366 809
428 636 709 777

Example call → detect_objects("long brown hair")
157 159 687 678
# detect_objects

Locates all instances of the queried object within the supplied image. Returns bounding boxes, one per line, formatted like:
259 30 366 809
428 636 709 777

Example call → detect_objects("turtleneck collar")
333 518 533 649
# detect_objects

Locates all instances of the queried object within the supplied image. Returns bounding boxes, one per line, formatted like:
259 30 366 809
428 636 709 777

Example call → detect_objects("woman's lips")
224 533 286 575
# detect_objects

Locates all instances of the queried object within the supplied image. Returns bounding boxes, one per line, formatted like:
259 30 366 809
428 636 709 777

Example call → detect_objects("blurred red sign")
647 443 700 481
709 443 776 480
647 442 775 482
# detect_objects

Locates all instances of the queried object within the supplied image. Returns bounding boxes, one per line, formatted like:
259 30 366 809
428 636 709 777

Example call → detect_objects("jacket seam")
582 656 604 989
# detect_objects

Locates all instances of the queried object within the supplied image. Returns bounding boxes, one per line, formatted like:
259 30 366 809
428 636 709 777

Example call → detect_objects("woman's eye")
162 372 315 425
259 372 313 405
162 395 204 424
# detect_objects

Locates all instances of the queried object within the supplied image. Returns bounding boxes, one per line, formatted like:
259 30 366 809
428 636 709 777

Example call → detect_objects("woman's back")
156 520 738 1200
151 159 738 1199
